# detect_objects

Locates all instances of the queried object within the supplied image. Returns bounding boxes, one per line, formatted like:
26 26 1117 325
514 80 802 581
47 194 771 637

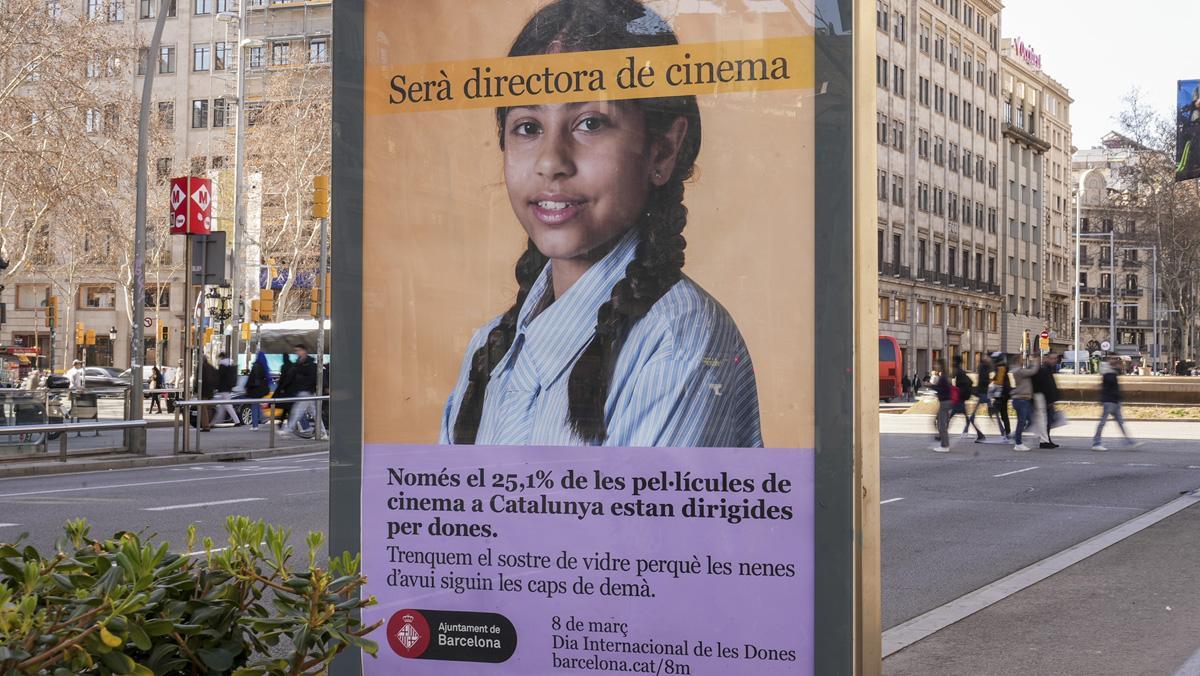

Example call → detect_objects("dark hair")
453 0 701 444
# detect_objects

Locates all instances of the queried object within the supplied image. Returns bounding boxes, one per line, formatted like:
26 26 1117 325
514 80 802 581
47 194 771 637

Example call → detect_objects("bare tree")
1115 88 1200 365
243 61 331 320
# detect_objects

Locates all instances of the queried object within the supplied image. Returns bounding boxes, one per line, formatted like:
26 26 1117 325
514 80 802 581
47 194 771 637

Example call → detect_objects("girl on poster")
441 0 762 448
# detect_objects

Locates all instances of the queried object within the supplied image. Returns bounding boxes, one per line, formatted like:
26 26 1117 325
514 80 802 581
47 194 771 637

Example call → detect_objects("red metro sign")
169 176 213 235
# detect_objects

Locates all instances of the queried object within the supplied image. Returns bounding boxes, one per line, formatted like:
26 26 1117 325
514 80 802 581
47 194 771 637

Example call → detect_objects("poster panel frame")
329 0 878 673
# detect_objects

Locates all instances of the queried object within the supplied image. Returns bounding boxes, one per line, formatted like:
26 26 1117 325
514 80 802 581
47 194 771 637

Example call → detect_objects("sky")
999 0 1200 150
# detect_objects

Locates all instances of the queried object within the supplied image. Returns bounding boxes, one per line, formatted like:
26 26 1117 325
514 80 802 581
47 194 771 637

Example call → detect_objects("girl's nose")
535 130 575 180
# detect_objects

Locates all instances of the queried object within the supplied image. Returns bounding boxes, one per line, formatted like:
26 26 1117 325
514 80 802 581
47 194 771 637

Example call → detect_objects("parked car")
83 367 127 389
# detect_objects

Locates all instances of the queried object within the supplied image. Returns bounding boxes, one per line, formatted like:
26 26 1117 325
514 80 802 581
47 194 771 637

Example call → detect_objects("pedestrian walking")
245 351 271 431
1010 358 1039 451
148 366 164 414
65 360 85 390
950 355 972 427
930 359 954 453
197 355 218 431
1092 357 1139 451
901 375 911 402
1032 352 1062 449
962 353 993 442
281 345 320 436
210 352 240 426
990 353 1012 440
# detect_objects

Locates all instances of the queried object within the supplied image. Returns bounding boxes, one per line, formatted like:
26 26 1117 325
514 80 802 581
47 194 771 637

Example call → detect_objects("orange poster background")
362 0 816 448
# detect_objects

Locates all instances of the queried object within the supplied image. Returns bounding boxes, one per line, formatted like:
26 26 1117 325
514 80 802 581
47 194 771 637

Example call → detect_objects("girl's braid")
566 180 688 443
452 240 547 444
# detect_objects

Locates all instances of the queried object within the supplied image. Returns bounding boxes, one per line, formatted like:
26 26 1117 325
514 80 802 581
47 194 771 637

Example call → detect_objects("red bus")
879 335 902 401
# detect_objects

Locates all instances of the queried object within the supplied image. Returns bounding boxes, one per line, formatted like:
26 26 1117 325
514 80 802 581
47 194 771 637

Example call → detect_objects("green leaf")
98 649 136 674
197 647 235 672
127 622 152 651
142 618 176 636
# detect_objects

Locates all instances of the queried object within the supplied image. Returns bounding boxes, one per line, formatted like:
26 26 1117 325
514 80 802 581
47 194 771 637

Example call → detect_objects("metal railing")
0 419 149 462
172 395 330 454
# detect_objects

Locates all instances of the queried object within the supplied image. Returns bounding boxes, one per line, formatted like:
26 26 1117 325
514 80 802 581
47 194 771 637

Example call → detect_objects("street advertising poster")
1178 79 1200 182
336 0 864 673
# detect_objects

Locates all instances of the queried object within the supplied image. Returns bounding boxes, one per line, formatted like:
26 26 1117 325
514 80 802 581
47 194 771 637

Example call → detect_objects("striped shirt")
440 229 763 447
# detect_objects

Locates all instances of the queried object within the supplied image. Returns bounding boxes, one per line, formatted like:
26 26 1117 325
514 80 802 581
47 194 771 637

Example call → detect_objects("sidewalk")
884 498 1200 675
0 420 327 478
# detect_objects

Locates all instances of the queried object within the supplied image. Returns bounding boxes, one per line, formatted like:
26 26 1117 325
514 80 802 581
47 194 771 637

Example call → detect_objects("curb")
0 443 328 479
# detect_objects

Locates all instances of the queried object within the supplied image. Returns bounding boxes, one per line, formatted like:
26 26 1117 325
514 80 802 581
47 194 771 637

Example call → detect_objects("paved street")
3 414 1199 653
0 451 329 554
880 414 1200 629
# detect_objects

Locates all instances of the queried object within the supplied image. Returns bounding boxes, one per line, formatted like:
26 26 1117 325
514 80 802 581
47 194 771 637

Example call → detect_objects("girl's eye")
511 121 540 136
576 116 608 132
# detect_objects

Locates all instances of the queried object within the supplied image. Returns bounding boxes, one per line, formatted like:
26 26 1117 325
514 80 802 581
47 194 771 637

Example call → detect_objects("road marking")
0 451 330 484
0 467 320 499
145 497 265 512
993 466 1039 478
1189 466 1200 470
883 489 1200 658
1173 644 1200 676
889 456 913 459
880 498 905 505
0 523 19 528
1125 463 1158 467
1064 461 1094 465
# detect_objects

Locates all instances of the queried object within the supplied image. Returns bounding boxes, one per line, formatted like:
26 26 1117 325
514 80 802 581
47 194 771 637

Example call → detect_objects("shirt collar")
510 228 641 387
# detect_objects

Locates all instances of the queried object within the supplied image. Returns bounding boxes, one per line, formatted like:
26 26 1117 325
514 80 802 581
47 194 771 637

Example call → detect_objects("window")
918 301 929 323
987 208 997 233
878 170 888 201
80 285 117 309
933 136 944 165
17 285 50 310
880 297 891 321
949 93 959 121
309 38 329 64
214 42 229 70
155 157 172 181
212 97 227 127
876 1 889 30
876 56 889 88
137 47 149 75
85 0 101 18
917 182 929 211
85 108 101 134
212 156 229 169
949 247 957 277
892 233 902 269
962 199 972 225
976 108 984 134
918 76 930 106
891 120 905 151
948 143 959 171
46 0 62 18
156 101 174 128
894 12 906 42
877 113 888 144
933 187 944 215
989 115 997 141
248 46 265 69
934 304 944 326
934 242 943 273
962 149 972 177
271 42 289 66
891 174 904 206
159 46 176 74
192 43 210 71
975 253 983 281
934 33 945 62
988 256 996 284
893 65 905 97
948 306 959 328
215 0 231 10
106 0 124 21
896 299 908 322
988 162 997 188
948 192 958 222
919 23 930 53
139 0 174 17
918 129 930 159
191 99 208 128
934 85 945 113
190 157 206 175
103 104 119 131
194 0 210 14
144 284 170 308
918 239 927 274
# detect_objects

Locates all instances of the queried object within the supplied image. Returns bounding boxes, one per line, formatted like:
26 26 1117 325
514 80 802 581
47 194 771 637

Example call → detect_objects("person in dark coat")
282 345 320 435
198 355 219 431
245 351 271 431
931 359 954 452
1032 352 1061 448
1091 357 1138 450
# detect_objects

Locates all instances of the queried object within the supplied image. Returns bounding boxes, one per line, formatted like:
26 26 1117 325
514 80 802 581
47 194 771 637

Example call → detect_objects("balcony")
1122 259 1141 270
899 266 911 280
1079 255 1095 266
879 261 895 276
1121 288 1143 298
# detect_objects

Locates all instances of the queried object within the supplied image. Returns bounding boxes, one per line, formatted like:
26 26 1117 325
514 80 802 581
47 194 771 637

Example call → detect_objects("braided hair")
452 0 701 444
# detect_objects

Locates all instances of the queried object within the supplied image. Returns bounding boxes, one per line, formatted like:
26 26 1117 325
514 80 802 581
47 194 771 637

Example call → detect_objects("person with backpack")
962 353 994 442
1010 358 1040 451
990 353 1013 441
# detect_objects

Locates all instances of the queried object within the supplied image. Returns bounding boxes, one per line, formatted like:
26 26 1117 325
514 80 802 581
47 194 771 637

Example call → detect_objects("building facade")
1073 134 1167 370
876 0 1005 378
998 37 1073 356
1 0 330 375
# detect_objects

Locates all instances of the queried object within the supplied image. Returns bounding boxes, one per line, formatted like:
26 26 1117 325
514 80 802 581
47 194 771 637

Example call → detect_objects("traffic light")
312 175 330 219
250 300 261 322
85 329 96 346
309 274 332 317
160 325 169 342
75 322 84 345
240 322 251 341
46 296 59 329
258 289 275 322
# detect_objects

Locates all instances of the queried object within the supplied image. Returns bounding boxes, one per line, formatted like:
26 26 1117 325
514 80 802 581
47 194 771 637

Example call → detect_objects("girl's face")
502 101 675 263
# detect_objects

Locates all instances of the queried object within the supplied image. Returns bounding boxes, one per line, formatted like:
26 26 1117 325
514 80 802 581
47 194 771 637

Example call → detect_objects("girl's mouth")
530 198 586 225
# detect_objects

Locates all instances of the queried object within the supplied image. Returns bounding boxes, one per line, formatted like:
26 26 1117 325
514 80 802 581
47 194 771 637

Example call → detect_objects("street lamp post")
130 0 173 455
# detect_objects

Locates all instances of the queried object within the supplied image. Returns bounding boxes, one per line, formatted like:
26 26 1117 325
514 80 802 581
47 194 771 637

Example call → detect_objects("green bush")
0 517 380 675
